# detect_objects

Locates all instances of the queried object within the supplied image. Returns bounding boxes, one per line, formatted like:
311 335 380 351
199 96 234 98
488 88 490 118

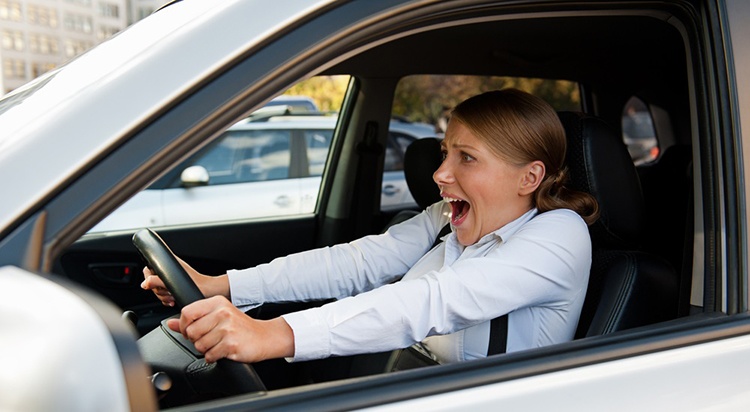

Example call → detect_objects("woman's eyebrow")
450 142 479 152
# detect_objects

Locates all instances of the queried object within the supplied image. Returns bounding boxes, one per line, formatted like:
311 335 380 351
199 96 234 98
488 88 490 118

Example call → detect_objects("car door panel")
161 178 304 225
57 215 319 335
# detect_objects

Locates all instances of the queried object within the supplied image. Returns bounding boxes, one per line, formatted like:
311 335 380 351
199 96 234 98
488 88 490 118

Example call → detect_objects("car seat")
558 111 681 338
382 137 443 230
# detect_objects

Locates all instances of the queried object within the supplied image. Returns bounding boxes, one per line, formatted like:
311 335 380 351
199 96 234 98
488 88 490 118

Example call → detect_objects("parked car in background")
90 113 435 232
621 97 660 165
1 0 749 411
264 95 320 112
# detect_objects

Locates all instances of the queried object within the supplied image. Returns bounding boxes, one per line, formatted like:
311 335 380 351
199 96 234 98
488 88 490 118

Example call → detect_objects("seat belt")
432 223 508 356
353 121 383 238
487 314 508 355
430 223 453 248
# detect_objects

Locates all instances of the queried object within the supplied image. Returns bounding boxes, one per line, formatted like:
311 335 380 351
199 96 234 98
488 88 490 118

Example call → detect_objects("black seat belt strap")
431 223 452 249
431 223 509 356
487 314 508 355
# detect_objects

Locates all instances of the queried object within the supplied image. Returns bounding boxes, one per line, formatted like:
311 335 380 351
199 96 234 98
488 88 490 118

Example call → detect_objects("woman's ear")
519 161 545 196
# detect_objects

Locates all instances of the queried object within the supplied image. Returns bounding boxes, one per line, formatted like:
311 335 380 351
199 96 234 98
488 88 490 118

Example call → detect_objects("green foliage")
392 75 580 124
283 75 350 112
282 75 580 127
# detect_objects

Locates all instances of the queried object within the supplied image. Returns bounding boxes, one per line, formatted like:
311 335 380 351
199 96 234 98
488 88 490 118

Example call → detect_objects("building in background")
0 0 164 94
128 0 161 22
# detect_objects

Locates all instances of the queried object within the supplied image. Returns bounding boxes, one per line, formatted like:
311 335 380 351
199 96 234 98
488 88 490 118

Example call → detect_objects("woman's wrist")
201 273 231 299
262 317 295 359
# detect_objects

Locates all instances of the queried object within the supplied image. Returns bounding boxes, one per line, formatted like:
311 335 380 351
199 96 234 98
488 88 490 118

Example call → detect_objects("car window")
88 75 349 232
385 74 581 212
384 132 416 172
621 96 659 165
304 129 334 177
191 129 291 185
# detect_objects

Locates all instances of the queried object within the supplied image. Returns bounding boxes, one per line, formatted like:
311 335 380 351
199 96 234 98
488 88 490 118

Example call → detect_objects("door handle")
382 185 401 196
274 195 291 207
89 263 140 286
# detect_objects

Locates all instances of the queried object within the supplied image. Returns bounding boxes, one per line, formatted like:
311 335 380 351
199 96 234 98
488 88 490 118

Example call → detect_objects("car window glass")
191 129 291 185
304 129 334 177
384 132 415 172
621 96 659 165
384 74 580 212
88 75 350 233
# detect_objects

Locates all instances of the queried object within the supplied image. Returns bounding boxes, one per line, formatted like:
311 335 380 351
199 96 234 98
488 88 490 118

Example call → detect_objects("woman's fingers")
177 296 223 337
172 297 252 363
141 267 175 306
167 296 295 363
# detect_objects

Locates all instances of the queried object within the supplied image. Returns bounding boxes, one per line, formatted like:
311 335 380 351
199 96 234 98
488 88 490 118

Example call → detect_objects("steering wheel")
132 228 266 406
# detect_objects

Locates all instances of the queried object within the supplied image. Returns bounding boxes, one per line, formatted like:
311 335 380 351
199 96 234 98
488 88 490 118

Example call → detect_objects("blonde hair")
451 89 599 225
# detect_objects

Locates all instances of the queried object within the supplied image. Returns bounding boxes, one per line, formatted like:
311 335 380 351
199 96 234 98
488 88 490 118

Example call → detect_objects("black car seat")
558 111 681 338
382 137 443 230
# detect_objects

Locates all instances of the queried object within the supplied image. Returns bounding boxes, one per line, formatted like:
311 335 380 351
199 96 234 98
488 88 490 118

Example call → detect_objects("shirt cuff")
227 268 263 309
281 310 331 362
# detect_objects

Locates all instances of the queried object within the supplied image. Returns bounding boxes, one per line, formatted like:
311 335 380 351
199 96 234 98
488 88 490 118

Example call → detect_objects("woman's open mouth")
445 196 470 225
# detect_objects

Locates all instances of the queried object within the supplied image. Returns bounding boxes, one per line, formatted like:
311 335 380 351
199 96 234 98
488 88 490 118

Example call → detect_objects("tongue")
451 201 470 224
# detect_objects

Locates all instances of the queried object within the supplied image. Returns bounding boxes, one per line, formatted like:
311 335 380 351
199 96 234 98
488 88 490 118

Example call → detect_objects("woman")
142 89 598 365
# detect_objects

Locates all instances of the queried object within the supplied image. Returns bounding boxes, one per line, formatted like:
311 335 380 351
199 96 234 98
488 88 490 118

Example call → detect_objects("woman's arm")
228 201 450 308
168 296 295 363
281 209 592 361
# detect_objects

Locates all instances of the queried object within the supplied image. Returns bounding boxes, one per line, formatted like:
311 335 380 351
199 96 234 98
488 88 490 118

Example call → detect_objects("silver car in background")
91 114 435 232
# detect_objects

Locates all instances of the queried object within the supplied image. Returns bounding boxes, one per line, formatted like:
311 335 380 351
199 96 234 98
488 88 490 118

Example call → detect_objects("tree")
283 75 350 112
392 75 580 125
281 74 581 129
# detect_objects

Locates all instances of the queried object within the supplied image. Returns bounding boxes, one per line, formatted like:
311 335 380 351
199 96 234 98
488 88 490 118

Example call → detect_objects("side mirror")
180 165 209 188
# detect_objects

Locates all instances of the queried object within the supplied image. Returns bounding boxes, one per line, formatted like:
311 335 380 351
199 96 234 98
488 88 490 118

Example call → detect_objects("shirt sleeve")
227 202 450 309
282 209 591 361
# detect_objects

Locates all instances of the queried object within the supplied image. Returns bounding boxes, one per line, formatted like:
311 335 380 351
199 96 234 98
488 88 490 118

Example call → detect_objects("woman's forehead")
444 121 482 149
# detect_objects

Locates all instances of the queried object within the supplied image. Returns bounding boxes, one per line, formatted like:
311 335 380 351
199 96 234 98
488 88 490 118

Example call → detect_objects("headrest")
403 137 443 210
558 111 645 249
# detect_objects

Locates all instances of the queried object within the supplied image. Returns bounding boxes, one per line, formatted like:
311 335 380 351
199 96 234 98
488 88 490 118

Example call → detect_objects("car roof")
227 113 436 139
229 115 337 130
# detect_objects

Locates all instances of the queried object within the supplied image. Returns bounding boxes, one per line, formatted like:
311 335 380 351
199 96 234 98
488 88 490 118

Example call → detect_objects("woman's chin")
455 228 478 247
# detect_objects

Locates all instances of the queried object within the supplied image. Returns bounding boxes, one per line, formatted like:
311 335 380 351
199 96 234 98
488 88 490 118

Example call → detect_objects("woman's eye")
461 153 475 162
441 151 448 161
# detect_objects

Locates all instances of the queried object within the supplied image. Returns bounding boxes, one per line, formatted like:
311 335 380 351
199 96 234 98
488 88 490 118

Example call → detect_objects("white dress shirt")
227 201 591 363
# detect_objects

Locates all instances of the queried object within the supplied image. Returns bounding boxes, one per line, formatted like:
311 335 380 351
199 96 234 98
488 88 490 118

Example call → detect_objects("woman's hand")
141 257 230 306
168 296 295 363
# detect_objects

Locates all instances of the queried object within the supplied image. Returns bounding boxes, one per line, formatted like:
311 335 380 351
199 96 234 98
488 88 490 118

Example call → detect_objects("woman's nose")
433 160 454 185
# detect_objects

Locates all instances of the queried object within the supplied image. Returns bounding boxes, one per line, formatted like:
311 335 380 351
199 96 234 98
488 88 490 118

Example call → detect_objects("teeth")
443 197 463 203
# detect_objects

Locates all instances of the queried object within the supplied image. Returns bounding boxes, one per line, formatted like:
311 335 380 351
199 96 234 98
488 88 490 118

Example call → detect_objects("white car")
1 0 749 411
90 114 435 232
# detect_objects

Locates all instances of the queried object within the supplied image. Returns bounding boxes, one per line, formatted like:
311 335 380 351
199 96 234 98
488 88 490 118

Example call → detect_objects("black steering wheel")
132 228 266 406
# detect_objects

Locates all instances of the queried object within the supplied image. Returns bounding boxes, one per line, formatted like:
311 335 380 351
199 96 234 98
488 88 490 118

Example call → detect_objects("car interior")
52 2 721 408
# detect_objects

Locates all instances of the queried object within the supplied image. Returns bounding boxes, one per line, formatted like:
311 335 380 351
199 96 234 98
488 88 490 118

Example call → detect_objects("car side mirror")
180 165 210 188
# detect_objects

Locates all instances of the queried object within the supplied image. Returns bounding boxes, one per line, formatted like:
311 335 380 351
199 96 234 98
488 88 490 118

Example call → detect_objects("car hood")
0 0 332 234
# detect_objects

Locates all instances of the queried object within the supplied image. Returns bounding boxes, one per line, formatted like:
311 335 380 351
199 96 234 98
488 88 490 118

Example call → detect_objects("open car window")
88 76 350 233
